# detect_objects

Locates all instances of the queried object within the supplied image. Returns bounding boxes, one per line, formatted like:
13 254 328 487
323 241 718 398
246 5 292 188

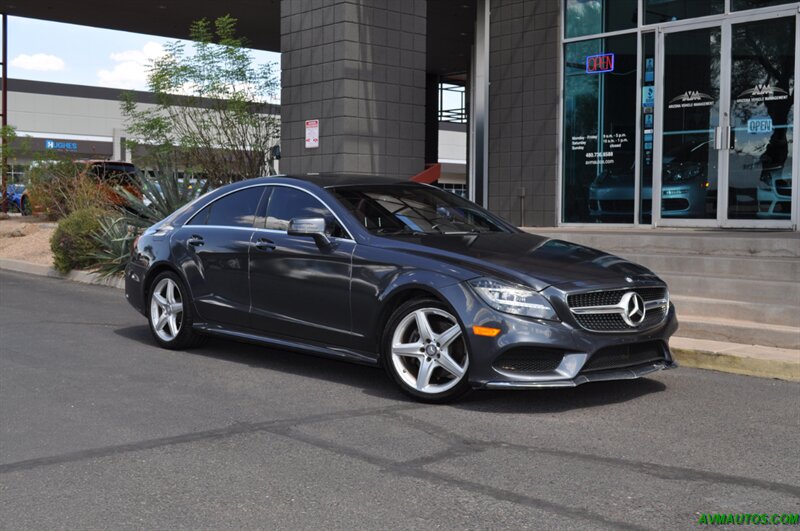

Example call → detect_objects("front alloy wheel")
384 299 470 402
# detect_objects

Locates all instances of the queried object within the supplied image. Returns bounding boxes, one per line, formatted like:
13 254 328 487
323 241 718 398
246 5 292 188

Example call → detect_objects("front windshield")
330 184 510 235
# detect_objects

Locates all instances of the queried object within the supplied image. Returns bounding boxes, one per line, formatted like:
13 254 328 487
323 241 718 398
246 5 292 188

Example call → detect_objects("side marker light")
472 325 501 337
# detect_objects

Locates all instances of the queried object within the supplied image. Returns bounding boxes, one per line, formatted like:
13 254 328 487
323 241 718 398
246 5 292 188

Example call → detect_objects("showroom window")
562 34 638 223
732 0 797 10
565 0 638 39
644 0 724 24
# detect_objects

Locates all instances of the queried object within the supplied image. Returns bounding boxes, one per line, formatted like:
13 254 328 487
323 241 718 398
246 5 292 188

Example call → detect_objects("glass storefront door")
654 10 797 228
728 16 795 223
658 26 722 223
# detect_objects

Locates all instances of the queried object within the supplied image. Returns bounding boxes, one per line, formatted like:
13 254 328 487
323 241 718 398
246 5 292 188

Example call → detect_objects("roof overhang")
1 0 475 77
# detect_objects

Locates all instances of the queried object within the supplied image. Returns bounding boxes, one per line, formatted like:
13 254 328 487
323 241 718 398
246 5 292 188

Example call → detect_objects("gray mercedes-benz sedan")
125 175 677 402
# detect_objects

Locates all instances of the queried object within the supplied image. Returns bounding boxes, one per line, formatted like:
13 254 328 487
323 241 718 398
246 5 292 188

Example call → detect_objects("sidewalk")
1 256 797 382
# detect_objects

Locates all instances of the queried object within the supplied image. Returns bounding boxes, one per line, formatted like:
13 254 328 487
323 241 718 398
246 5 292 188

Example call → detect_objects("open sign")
586 53 615 74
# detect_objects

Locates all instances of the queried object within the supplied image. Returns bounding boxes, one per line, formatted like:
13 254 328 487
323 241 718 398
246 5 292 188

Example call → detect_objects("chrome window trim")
183 182 355 241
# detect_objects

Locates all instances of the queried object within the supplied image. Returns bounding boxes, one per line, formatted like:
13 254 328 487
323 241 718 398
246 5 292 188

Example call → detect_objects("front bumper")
438 282 679 389
483 360 677 389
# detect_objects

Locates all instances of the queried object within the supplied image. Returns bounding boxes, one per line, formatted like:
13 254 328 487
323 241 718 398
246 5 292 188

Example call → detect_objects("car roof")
287 173 412 188
235 174 417 190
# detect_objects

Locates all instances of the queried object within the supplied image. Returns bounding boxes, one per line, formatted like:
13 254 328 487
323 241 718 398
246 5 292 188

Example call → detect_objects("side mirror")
287 217 330 247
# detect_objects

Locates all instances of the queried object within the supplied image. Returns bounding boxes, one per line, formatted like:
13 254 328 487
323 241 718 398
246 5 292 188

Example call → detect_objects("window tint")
189 186 264 227
265 187 346 238
253 187 272 228
188 204 211 226
331 185 507 234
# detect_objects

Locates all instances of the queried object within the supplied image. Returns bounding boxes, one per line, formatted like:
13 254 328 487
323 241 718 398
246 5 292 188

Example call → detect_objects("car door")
249 185 355 346
174 185 267 328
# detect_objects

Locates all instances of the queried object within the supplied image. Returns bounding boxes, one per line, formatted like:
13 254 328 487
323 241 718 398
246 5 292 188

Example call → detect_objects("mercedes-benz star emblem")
620 292 646 327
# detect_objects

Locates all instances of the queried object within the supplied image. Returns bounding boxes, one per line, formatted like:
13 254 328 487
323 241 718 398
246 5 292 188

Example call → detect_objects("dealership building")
2 1 798 354
1 0 798 231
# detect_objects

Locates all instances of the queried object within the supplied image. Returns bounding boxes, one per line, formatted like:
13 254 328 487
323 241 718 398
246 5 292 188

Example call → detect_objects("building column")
280 0 427 178
487 0 559 226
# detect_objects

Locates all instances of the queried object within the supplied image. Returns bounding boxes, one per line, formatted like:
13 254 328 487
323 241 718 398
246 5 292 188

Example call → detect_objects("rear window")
189 186 265 227
86 162 138 185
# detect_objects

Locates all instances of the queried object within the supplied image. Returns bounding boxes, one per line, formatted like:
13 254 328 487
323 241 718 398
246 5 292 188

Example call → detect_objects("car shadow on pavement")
113 325 403 398
114 325 667 412
452 378 667 414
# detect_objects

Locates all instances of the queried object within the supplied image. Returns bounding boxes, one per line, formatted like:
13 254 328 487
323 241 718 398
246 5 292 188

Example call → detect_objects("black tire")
382 297 471 403
146 271 206 350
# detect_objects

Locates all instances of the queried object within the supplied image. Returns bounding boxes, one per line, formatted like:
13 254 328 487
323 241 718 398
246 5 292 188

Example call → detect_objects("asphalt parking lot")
1 269 798 530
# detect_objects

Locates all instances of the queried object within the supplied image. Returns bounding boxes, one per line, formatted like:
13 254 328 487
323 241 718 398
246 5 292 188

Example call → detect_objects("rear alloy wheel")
147 272 204 349
383 298 470 403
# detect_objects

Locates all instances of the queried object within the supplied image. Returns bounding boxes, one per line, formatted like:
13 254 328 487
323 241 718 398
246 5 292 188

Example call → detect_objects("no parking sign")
305 120 319 149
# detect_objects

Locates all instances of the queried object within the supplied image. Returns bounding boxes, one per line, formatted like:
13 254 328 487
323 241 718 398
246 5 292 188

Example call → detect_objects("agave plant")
118 171 209 230
91 172 208 276
91 215 137 277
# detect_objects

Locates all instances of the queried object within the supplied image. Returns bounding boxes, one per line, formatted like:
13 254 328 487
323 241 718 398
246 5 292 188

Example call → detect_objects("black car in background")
125 175 677 402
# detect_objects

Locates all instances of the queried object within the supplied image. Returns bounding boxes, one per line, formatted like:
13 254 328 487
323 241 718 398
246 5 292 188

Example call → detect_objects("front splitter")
482 361 677 389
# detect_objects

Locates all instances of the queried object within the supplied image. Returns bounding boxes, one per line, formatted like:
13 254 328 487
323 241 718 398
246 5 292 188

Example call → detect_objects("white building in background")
6 78 467 188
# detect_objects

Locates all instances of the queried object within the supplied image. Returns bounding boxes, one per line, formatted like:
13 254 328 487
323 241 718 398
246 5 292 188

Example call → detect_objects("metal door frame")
653 7 799 229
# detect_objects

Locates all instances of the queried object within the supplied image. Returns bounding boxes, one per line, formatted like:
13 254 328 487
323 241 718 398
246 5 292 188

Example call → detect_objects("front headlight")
469 278 558 321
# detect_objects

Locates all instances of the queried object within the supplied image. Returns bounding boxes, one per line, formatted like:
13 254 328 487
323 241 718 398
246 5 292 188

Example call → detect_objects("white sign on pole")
305 119 319 149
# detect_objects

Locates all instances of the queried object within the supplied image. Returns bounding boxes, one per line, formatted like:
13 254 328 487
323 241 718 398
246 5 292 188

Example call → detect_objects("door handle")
253 238 276 251
187 235 204 246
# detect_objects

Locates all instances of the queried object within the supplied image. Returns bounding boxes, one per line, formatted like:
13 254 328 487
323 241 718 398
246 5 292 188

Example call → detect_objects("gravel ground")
0 215 56 267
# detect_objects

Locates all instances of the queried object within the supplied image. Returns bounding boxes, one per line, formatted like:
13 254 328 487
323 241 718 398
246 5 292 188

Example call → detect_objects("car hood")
376 232 658 291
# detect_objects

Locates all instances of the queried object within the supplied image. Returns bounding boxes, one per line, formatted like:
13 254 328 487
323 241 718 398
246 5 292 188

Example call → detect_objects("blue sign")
585 53 615 74
644 58 655 82
642 86 655 108
45 139 79 152
747 117 773 134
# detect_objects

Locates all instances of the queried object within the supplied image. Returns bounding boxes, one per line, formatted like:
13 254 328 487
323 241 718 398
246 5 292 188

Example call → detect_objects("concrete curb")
0 258 124 290
671 344 800 382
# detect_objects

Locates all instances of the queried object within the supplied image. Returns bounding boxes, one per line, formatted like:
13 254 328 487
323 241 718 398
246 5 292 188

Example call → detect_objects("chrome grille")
568 287 669 333
567 287 665 308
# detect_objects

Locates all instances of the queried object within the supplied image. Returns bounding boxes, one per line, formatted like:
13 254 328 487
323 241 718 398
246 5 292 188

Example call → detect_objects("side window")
265 187 347 238
253 187 272 228
188 187 265 227
187 204 211 226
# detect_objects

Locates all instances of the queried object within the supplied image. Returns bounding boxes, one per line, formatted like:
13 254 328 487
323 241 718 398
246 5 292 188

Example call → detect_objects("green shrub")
50 208 105 273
